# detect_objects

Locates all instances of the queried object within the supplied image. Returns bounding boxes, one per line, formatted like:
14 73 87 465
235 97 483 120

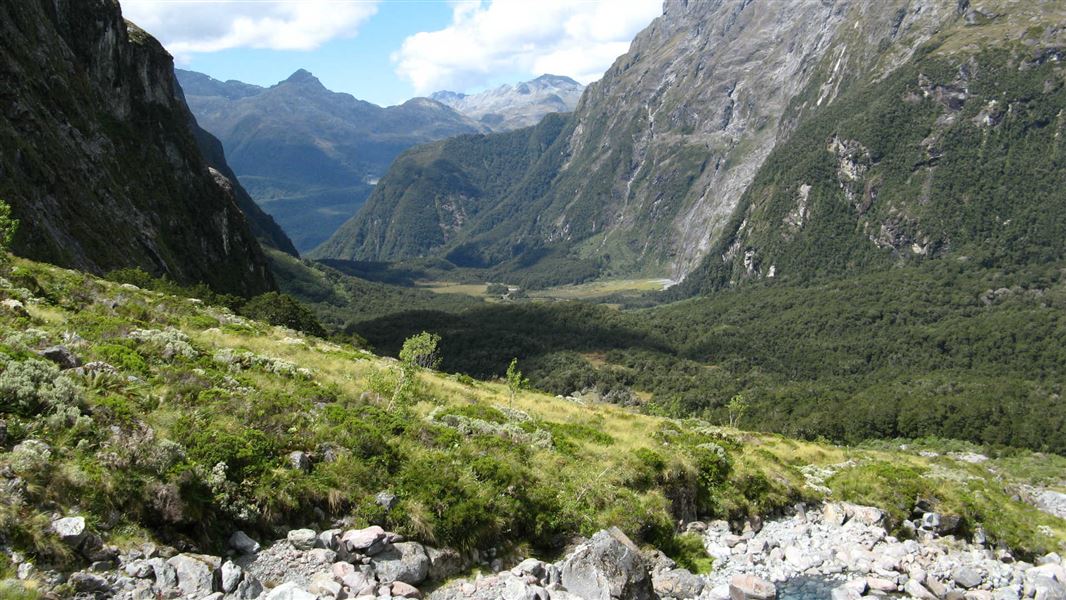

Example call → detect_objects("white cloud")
119 0 379 56
394 0 661 94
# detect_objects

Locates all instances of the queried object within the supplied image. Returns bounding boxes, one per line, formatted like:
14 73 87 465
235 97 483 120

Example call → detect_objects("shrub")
240 292 326 337
0 357 82 417
128 328 198 360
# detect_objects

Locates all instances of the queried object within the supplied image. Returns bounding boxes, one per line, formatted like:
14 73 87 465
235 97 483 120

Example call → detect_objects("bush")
0 357 82 417
240 292 326 337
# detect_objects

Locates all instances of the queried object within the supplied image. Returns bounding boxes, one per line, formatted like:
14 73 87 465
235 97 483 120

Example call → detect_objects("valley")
0 0 1064 598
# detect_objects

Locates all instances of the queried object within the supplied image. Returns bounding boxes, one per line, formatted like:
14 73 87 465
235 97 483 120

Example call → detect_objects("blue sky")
119 0 662 107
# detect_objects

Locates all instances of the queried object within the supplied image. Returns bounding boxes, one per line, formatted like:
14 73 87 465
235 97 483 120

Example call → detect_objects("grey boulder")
654 568 705 598
559 527 655 600
166 553 218 597
730 574 777 600
372 541 430 585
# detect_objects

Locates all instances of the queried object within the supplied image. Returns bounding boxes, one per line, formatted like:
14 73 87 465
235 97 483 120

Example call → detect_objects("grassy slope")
0 257 1062 596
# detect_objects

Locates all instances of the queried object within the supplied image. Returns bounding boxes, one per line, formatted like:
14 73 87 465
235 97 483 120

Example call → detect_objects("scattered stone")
40 345 81 369
560 527 655 600
288 451 311 472
392 581 423 598
70 571 110 593
376 490 400 511
955 566 984 589
229 530 261 554
653 568 705 598
265 581 317 600
287 528 317 551
343 525 389 556
52 516 88 546
167 553 218 597
905 578 938 600
373 541 430 585
730 574 777 600
221 560 243 593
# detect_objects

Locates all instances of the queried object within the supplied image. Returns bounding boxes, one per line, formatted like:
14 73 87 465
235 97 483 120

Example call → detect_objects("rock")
221 560 243 593
823 503 847 526
927 576 949 598
266 581 317 600
288 528 317 551
937 515 962 535
316 528 342 551
167 553 218 597
730 574 777 600
955 567 985 589
1030 564 1066 583
921 513 941 530
654 568 705 598
849 505 884 526
70 571 110 593
424 549 462 584
1038 554 1063 567
1 298 28 317
831 585 861 600
40 345 81 369
376 491 400 511
1028 576 1065 600
906 578 939 600
229 531 261 554
512 558 548 580
559 527 656 600
288 451 311 472
392 581 423 598
342 526 389 555
52 516 87 546
307 548 337 564
309 571 342 598
866 576 898 592
147 557 178 591
373 541 430 585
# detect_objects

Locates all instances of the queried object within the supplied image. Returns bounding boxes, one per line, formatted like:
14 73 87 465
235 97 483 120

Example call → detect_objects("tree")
505 358 527 406
240 292 326 337
727 392 748 429
0 199 19 259
392 332 441 408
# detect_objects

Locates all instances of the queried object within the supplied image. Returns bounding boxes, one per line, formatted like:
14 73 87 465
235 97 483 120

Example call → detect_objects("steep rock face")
431 74 584 131
675 0 1066 295
321 0 967 283
0 0 274 295
178 69 487 252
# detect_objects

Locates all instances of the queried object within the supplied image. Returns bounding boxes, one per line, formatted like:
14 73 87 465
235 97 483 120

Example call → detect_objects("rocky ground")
11 500 1063 600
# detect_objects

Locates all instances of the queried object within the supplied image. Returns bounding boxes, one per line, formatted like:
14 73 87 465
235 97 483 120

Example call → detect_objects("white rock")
265 581 316 600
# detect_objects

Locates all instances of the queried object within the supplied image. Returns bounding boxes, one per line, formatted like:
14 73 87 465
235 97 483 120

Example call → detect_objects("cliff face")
321 0 1059 286
0 0 276 296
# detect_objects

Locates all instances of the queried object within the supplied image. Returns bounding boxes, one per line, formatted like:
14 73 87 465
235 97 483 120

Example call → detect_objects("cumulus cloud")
394 0 661 93
119 0 379 56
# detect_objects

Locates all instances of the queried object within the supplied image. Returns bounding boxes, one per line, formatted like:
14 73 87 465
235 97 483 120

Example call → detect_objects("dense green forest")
346 260 1066 454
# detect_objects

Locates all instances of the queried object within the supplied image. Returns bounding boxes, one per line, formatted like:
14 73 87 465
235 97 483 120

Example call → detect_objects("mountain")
0 0 276 296
431 74 585 131
316 0 1066 290
177 69 487 252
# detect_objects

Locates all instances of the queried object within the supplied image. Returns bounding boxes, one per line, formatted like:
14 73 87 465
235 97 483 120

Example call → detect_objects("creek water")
776 576 841 600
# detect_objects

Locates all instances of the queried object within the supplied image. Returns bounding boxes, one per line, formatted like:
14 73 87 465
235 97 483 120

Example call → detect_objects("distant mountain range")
176 69 486 252
177 70 585 253
431 74 584 131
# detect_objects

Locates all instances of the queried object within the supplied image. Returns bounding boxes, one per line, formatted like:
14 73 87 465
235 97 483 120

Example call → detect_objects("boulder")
559 527 656 600
147 557 178 591
307 548 337 564
229 530 261 554
266 581 317 600
70 571 110 593
1027 576 1065 600
376 491 400 511
955 567 984 589
730 575 776 600
426 547 464 582
342 525 388 555
288 451 311 472
921 513 941 530
654 568 705 598
373 541 430 585
288 528 317 551
512 558 548 580
392 581 423 598
167 553 218 597
905 578 939 600
316 528 342 551
1029 564 1066 584
0 298 29 317
823 503 847 526
1038 554 1062 567
309 571 342 598
221 560 243 593
52 516 87 546
40 345 81 370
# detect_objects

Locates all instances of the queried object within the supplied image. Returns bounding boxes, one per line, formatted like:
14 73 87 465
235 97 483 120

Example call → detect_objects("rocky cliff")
0 0 276 296
319 0 1065 288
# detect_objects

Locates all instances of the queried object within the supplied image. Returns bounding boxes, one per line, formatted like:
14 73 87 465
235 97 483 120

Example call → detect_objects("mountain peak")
282 69 322 86
530 74 581 87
